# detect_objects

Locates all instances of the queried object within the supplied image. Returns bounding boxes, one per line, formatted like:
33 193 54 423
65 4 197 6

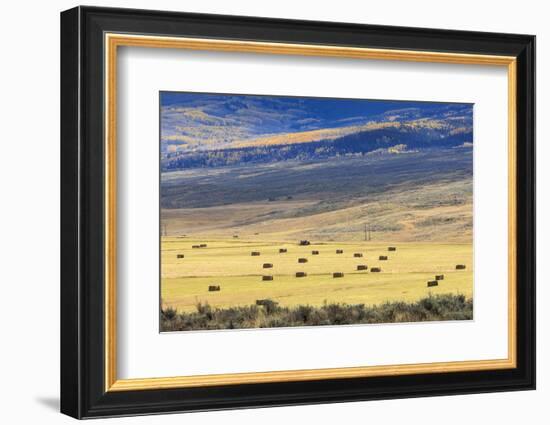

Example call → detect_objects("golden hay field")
161 237 473 313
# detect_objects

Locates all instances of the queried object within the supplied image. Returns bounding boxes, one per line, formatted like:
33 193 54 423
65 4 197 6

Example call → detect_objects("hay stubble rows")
162 238 472 313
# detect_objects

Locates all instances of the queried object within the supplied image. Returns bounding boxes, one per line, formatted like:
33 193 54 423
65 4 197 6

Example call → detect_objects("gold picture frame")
104 33 517 392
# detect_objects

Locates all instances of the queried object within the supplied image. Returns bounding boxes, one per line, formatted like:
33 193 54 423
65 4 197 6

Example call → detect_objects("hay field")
161 238 472 313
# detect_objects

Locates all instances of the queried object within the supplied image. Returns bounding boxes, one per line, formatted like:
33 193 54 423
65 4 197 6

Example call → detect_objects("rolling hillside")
162 124 472 170
161 147 473 243
160 93 473 243
161 93 473 171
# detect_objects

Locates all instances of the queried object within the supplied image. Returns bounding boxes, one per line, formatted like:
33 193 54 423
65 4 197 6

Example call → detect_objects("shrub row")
161 293 473 331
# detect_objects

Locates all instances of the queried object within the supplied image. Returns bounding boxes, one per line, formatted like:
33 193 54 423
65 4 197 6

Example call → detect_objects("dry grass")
162 238 472 313
161 178 472 243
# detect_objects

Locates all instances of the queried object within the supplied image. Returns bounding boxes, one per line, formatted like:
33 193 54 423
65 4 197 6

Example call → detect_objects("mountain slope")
160 92 473 159
162 123 472 171
161 150 473 242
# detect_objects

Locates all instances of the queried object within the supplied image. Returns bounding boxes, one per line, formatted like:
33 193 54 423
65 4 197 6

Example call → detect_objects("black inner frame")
61 6 535 419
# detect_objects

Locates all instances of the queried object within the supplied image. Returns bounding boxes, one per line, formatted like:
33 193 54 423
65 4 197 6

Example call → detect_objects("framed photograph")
60 6 535 419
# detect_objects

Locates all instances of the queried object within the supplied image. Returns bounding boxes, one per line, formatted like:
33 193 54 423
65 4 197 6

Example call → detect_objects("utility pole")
364 223 372 241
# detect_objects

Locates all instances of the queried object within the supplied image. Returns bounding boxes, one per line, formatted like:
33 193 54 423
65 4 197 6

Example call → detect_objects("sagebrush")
161 293 472 331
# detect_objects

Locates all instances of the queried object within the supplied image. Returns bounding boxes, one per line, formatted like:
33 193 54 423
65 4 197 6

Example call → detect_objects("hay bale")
262 275 273 281
200 243 207 248
295 272 307 278
388 247 397 251
353 253 363 258
279 248 287 253
333 272 344 278
427 281 438 287
357 265 368 271
263 263 273 268
192 245 200 249
177 254 184 259
233 235 239 238
336 249 344 254
371 267 381 273
298 258 308 263
456 264 466 270
208 285 220 292
435 274 445 280
379 255 388 261
312 250 319 255
256 299 278 309
251 251 260 256
299 240 311 246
